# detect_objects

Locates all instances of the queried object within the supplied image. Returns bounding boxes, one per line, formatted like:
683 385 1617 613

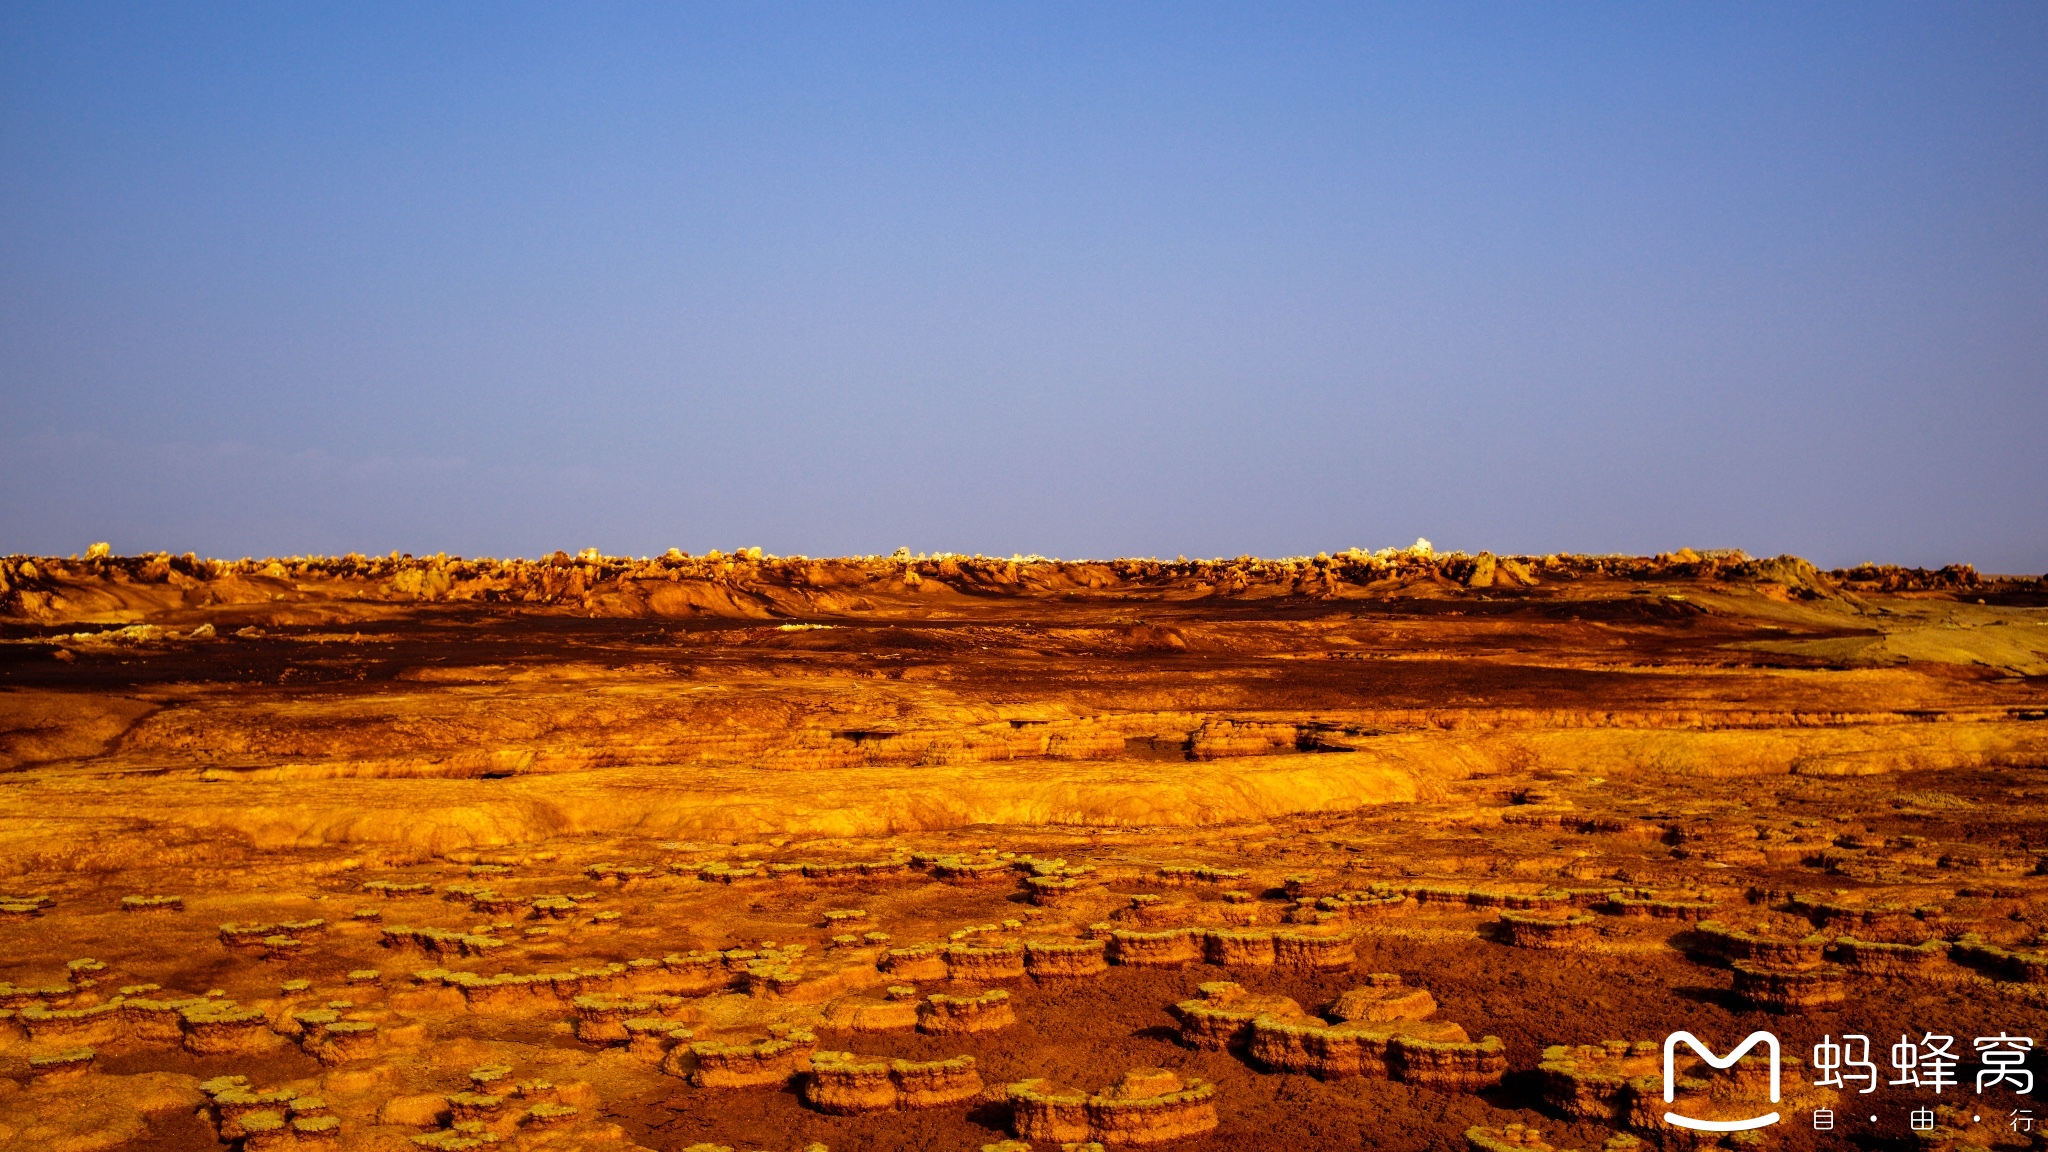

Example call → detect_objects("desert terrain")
1 545 2045 1152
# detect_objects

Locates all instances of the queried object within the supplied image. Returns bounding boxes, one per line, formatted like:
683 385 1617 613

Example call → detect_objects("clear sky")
3 4 2044 570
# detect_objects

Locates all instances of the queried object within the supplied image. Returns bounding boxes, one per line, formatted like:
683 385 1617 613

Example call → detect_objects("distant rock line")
2 547 2036 625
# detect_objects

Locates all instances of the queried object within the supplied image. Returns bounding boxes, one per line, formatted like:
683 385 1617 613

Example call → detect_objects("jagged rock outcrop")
1170 975 1503 1090
1202 929 1277 967
1948 936 2048 983
945 941 1026 981
1024 938 1109 977
917 989 1015 1034
218 914 325 951
1499 911 1597 949
624 1016 695 1060
676 1029 819 1087
1169 981 1306 1050
836 985 922 1031
1691 920 1829 967
1326 974 1438 1022
201 1076 306 1141
1008 1068 1218 1146
1292 890 1412 923
1112 894 1189 927
572 994 662 1042
1604 892 1717 921
1248 1012 1503 1087
1155 864 1249 887
1272 927 1356 970
1108 928 1201 968
10 990 285 1055
1729 960 1848 1011
929 856 1018 886
1833 935 1948 976
380 924 507 958
29 1047 96 1079
1788 893 1942 942
879 943 949 981
1539 1041 1659 1122
411 953 733 1007
1026 875 1091 906
1403 885 1573 912
804 1052 981 1113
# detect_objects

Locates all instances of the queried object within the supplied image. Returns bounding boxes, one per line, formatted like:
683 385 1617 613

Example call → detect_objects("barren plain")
2 546 2046 1152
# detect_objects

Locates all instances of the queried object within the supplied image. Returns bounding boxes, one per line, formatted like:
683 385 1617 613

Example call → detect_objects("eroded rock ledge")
1008 1067 1219 1146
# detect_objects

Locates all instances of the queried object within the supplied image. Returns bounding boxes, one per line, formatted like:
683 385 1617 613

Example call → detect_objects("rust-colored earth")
2 547 2046 1152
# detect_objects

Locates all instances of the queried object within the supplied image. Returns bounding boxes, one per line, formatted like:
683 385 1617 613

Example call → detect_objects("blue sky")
3 4 2044 569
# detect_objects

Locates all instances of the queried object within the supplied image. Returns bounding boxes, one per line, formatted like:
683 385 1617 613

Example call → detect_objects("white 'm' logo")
1662 1030 1782 1132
